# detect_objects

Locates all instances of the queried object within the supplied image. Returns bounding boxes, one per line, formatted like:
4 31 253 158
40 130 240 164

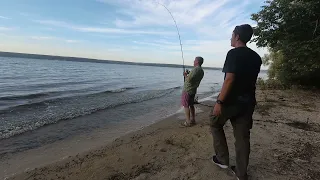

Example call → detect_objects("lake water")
0 57 266 156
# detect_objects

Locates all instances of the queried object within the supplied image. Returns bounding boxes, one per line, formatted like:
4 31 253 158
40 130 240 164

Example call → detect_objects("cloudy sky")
0 0 268 68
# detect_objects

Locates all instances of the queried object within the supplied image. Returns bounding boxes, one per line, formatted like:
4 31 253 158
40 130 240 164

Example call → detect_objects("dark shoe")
231 166 240 180
231 166 248 180
211 155 228 169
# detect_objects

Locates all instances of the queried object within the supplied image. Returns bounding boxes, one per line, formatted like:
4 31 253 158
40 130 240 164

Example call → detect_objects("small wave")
104 87 136 93
23 80 98 89
0 93 50 101
172 86 181 90
0 87 138 113
1 86 175 113
0 86 181 139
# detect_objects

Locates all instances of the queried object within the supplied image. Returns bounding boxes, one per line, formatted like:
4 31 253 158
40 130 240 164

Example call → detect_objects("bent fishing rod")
155 1 186 82
155 1 212 107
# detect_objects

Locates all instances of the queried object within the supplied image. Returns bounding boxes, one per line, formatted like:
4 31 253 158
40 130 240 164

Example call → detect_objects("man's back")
222 47 262 104
183 66 204 95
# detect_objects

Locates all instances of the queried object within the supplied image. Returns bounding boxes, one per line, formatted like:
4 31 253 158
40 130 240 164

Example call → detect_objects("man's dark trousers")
210 101 255 180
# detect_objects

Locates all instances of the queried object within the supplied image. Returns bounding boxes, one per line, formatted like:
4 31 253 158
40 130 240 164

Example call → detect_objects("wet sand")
6 89 320 180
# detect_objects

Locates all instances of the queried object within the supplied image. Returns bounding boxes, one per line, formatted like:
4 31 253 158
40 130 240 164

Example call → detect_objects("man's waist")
183 83 198 89
183 86 197 93
223 93 256 104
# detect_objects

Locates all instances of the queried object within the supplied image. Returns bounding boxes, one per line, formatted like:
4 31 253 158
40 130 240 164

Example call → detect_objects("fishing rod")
155 1 186 82
155 1 211 106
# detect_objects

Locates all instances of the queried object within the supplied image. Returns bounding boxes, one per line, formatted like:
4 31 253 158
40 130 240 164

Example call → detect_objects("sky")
0 0 268 68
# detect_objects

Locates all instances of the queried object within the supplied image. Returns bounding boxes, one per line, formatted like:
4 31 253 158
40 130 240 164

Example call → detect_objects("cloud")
130 38 268 66
97 0 268 61
98 0 252 29
30 36 56 40
133 40 177 47
41 27 56 31
0 16 10 20
33 20 71 27
28 35 82 44
96 0 265 58
75 27 173 35
65 40 82 43
33 20 174 35
133 39 230 54
98 0 259 40
20 13 31 17
107 0 232 28
0 27 14 31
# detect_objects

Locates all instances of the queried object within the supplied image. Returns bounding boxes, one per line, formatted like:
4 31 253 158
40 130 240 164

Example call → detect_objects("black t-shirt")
222 47 262 104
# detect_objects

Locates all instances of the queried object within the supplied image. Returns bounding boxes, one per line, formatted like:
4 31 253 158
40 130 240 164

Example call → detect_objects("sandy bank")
8 89 320 180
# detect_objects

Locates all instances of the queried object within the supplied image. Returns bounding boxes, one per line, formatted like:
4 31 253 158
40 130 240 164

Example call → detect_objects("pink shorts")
181 91 195 107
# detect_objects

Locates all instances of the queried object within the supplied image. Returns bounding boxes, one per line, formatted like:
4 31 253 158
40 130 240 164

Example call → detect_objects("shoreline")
2 105 208 180
5 102 211 180
1 92 213 179
5 89 320 180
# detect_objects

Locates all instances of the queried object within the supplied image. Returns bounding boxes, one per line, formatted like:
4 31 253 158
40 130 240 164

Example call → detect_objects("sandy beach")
6 89 320 180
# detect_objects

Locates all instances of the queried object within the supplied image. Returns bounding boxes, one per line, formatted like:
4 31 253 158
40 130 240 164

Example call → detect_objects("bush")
256 77 288 90
251 0 320 88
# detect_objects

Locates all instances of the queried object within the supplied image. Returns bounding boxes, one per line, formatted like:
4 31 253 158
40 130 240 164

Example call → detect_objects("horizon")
0 0 268 69
0 51 269 71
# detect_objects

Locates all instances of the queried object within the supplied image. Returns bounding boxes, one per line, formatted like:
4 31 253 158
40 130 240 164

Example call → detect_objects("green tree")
251 0 320 87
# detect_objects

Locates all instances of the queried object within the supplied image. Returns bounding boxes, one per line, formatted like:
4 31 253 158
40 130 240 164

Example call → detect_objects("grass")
257 78 288 90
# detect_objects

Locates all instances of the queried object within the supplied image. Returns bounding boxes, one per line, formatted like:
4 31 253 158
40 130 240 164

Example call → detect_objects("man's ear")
236 34 240 41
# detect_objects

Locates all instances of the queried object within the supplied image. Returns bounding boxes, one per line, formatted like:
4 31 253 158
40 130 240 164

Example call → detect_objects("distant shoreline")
0 51 222 70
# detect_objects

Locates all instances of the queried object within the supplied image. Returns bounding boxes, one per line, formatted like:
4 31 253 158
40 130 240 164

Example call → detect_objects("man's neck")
235 43 247 48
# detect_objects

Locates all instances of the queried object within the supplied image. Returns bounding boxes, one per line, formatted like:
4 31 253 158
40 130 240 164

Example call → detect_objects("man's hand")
183 72 188 77
212 103 222 116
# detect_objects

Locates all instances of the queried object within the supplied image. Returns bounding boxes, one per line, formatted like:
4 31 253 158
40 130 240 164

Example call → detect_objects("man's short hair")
196 56 204 66
233 24 253 44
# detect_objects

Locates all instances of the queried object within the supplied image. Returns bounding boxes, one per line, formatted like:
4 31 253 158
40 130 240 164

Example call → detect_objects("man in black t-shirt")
209 24 262 180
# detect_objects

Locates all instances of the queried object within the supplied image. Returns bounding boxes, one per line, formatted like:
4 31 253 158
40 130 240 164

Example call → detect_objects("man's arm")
219 50 236 102
217 73 235 102
213 50 236 115
183 70 192 81
186 68 197 82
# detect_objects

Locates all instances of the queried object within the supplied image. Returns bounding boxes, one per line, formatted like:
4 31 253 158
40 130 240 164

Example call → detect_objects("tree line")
251 0 320 88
